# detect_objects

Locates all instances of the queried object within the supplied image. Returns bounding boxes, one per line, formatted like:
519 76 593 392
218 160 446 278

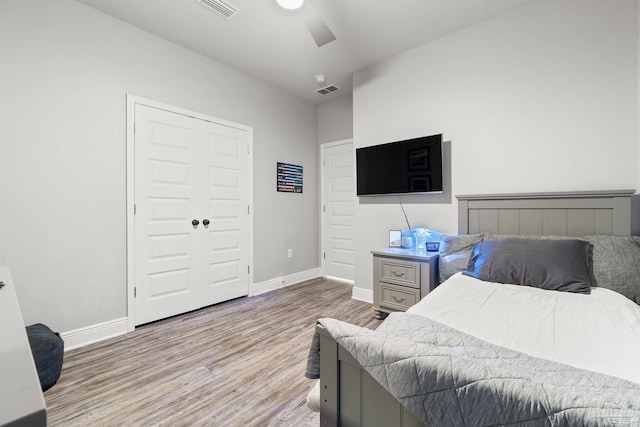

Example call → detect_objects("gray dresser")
371 248 439 319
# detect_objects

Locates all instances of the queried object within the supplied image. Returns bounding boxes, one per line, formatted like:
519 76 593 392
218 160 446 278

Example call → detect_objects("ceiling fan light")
277 0 303 10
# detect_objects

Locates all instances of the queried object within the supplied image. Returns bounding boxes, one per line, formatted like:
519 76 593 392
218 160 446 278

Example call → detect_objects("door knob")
203 219 210 226
192 219 200 226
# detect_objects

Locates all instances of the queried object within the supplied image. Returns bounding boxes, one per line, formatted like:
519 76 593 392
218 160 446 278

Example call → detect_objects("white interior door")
134 104 249 325
322 140 355 281
203 122 250 304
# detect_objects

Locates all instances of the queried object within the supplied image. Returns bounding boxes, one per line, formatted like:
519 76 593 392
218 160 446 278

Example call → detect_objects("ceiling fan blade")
297 1 336 47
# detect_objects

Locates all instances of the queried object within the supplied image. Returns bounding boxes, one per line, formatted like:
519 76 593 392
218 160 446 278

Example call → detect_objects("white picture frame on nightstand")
389 230 402 247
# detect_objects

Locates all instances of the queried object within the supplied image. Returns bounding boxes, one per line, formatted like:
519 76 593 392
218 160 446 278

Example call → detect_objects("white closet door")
134 104 249 325
202 121 250 304
322 141 355 281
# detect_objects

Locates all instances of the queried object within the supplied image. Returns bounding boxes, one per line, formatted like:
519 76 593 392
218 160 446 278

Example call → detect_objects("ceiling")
75 0 539 104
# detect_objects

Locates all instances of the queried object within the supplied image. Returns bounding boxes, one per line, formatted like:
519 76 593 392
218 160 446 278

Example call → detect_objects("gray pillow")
583 235 640 304
463 238 593 294
438 234 484 283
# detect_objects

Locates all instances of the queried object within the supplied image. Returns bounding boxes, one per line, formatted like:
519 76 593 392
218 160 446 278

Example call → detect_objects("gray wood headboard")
457 190 636 237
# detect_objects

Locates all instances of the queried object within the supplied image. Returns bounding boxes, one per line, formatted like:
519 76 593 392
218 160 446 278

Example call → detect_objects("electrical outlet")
287 248 293 258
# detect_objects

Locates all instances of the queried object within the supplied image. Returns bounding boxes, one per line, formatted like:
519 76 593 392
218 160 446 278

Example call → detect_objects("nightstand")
371 248 439 319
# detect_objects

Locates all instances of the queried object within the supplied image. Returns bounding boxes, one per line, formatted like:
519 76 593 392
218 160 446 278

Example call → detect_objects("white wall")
318 95 354 144
0 0 319 333
353 0 639 292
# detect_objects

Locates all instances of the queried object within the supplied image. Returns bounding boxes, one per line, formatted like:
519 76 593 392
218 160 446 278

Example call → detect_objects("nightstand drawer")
379 260 420 288
380 283 419 311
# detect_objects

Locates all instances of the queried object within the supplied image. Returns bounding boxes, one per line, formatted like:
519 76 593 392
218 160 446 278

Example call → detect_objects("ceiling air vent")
315 84 341 96
195 0 241 21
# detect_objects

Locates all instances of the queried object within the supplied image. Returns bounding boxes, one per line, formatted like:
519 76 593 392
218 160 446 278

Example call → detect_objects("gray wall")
318 95 354 144
0 0 319 332
352 0 639 294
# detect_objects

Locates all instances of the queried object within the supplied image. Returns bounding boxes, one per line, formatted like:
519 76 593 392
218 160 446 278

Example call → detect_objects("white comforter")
407 272 640 385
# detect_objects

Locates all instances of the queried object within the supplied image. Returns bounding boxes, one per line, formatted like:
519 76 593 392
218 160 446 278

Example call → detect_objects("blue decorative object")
413 227 432 250
400 227 446 250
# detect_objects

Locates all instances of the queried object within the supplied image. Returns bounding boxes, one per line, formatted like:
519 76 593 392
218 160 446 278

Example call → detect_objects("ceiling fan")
277 0 336 47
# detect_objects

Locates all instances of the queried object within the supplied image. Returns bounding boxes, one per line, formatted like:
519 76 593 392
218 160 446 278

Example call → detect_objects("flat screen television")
356 134 443 196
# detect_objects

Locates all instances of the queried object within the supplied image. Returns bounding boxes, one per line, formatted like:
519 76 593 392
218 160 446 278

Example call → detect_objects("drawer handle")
392 271 405 277
392 295 405 303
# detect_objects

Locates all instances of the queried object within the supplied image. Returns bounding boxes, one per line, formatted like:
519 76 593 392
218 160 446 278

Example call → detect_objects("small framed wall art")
277 162 303 193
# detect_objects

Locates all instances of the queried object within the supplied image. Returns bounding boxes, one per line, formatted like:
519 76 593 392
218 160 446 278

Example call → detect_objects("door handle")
192 219 200 226
203 219 210 226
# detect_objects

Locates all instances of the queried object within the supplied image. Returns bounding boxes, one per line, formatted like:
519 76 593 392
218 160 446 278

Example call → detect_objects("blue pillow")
463 238 593 294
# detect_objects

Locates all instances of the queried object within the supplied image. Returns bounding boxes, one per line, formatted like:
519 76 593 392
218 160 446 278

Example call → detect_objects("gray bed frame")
317 190 636 427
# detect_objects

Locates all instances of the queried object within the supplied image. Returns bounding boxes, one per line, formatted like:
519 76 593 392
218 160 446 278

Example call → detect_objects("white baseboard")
351 286 373 304
61 317 128 351
250 268 321 296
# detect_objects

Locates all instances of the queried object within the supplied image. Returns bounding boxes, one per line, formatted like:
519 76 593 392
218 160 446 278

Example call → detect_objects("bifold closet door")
134 104 249 325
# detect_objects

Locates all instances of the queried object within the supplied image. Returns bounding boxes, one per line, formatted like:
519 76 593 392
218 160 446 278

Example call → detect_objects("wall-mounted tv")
356 134 443 196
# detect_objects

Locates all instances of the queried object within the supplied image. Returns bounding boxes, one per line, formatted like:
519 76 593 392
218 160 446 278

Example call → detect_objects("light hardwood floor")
44 278 380 426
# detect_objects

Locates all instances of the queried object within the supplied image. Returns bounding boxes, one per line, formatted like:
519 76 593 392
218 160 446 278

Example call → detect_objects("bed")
306 190 640 427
